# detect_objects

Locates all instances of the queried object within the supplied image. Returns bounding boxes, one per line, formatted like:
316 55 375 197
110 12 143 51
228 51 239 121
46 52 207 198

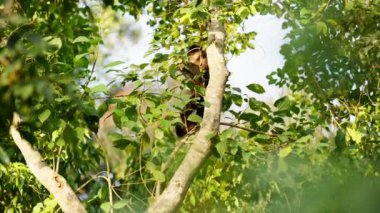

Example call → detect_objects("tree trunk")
10 113 87 213
147 13 228 213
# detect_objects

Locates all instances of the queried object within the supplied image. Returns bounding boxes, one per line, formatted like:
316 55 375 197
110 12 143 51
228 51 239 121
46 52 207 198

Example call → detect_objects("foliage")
268 0 380 163
0 0 103 210
269 0 380 103
0 0 379 212
0 163 46 211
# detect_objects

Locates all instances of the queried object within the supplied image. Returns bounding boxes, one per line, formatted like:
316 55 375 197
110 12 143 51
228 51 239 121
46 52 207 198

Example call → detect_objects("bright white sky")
97 14 287 102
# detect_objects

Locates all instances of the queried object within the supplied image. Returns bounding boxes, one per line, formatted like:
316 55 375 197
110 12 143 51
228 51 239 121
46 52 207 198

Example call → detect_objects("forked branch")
10 113 86 213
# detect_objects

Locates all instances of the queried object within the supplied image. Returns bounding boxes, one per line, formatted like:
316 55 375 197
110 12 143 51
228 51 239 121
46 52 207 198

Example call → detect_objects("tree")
1 0 380 212
269 0 380 162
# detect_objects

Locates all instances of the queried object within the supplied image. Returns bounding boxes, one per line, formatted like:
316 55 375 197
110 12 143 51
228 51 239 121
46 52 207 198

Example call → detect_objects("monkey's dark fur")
175 45 209 137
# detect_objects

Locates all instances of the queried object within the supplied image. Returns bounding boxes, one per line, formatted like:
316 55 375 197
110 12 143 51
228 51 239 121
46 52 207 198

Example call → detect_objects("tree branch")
147 12 228 213
10 112 87 213
220 122 278 137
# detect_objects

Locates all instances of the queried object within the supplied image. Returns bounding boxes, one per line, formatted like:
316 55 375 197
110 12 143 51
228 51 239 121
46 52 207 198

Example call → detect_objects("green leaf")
206 132 218 140
231 94 243 106
155 128 164 140
146 161 156 171
246 83 265 94
335 129 346 150
104 61 125 68
237 7 250 20
73 36 90 43
0 146 10 164
190 193 196 206
249 5 257 15
74 53 89 68
274 96 293 111
347 127 362 144
125 106 138 121
300 8 310 16
43 197 58 211
188 113 203 123
216 140 227 156
316 21 328 36
240 113 260 122
113 200 128 209
278 135 288 143
91 84 108 93
179 13 191 24
248 98 267 111
113 139 133 149
152 170 166 182
159 119 172 131
100 202 111 212
14 84 34 100
38 109 51 124
345 1 354 10
295 135 312 144
212 0 225 6
278 146 292 158
47 37 62 50
220 128 234 141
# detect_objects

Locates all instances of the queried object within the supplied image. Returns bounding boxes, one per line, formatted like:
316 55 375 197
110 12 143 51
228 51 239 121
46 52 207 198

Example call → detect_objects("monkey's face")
188 50 208 70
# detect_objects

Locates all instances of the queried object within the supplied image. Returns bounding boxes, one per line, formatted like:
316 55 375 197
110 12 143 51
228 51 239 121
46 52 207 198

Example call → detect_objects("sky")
97 13 287 102
228 15 287 102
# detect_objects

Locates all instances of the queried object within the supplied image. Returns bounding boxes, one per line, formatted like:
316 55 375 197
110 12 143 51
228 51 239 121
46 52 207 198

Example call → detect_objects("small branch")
76 171 104 192
55 146 63 173
104 151 114 213
84 52 98 90
139 139 154 197
220 122 278 137
80 52 98 100
10 112 86 213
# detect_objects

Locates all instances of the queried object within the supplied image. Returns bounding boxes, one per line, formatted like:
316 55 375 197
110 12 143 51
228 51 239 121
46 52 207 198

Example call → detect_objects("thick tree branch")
10 112 87 213
147 14 228 213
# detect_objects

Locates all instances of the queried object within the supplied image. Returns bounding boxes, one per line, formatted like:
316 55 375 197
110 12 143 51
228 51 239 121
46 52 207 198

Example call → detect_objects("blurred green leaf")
237 7 250 20
347 127 362 144
73 36 90 43
113 200 129 209
104 61 125 68
216 140 227 156
38 109 51 124
188 113 203 123
231 94 243 106
278 146 292 158
100 202 111 212
152 170 166 182
246 83 265 94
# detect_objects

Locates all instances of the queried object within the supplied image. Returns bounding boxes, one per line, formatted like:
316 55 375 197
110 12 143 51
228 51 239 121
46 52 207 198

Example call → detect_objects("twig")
55 146 63 173
104 152 114 213
80 52 98 100
76 171 105 192
220 122 277 137
139 138 154 197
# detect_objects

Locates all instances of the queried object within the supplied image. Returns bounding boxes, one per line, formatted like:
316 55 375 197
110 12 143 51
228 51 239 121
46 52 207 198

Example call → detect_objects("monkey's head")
187 45 208 70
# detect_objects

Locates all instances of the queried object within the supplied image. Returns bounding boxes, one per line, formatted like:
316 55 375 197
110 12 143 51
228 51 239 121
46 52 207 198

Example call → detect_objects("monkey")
179 45 209 86
175 45 209 137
